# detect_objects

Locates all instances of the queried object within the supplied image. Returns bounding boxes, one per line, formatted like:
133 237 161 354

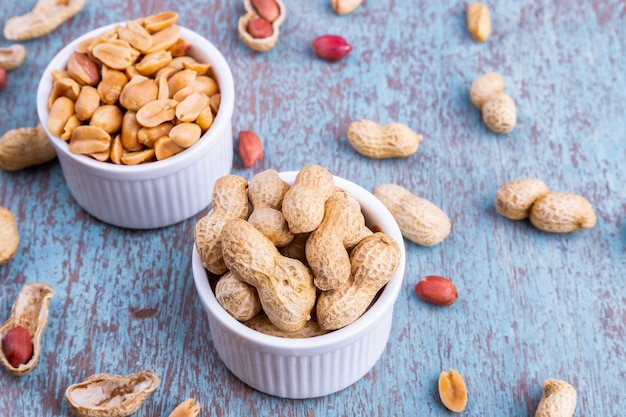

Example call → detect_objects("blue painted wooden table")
1 1 625 415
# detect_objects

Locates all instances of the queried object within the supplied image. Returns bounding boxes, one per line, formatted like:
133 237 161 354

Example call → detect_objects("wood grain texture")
1 0 625 415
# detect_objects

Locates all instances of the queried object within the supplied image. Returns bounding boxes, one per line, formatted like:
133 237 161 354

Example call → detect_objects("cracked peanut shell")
0 283 55 376
65 370 160 417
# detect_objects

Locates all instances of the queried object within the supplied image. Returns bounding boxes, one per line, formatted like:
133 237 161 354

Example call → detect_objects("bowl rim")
193 171 406 354
36 23 235 179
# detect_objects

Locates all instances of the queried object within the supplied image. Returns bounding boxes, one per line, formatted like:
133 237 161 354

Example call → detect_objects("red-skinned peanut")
312 35 352 61
414 275 458 306
2 326 33 367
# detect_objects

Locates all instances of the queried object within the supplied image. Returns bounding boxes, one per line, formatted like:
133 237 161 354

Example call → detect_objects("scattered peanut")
168 398 201 417
221 219 317 332
373 183 451 246
238 0 286 52
282 164 335 234
438 369 468 413
530 192 597 233
346 119 422 159
65 370 160 417
312 35 353 61
331 0 363 15
316 232 401 330
470 72 516 133
238 130 264 168
482 92 517 133
215 272 262 321
535 379 577 417
3 0 86 41
0 207 19 265
414 275 458 306
467 2 491 42
194 175 249 275
0 44 27 71
495 177 550 220
496 178 597 233
44 12 222 164
0 283 55 376
0 125 57 171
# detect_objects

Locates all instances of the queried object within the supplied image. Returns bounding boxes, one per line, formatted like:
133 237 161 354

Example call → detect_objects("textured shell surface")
65 370 160 417
215 272 262 321
470 72 505 109
243 312 329 338
221 219 316 331
0 124 57 171
248 168 290 209
529 192 597 233
373 184 451 246
495 177 551 220
535 379 577 417
316 233 401 330
482 92 517 133
346 119 422 159
0 206 19 265
0 283 55 376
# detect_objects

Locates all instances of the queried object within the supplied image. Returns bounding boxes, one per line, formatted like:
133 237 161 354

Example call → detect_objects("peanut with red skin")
414 275 458 306
251 0 281 22
313 35 352 61
238 131 264 168
247 17 273 39
2 326 33 367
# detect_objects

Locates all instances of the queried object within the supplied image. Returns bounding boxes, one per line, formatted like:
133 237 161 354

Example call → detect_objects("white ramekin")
36 24 234 229
192 172 406 399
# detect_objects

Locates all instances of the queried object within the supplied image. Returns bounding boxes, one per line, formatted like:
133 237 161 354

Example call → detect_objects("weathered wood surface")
1 1 624 415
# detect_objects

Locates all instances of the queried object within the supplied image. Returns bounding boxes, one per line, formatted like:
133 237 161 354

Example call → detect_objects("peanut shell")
0 283 55 376
238 0 287 52
535 379 577 417
0 124 57 171
346 119 422 159
495 178 551 220
529 192 597 233
65 370 160 417
0 207 19 265
3 0 86 41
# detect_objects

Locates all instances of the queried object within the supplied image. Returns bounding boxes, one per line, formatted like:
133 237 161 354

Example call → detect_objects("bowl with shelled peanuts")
36 12 234 229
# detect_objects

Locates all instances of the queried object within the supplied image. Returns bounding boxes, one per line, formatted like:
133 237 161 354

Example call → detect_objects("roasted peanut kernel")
119 77 158 111
136 98 178 127
90 105 123 134
438 369 468 413
61 115 82 141
117 20 153 52
92 40 139 70
168 69 197 97
467 2 491 42
136 50 172 76
137 122 173 148
121 111 143 151
89 149 111 162
121 148 155 165
53 78 81 101
67 52 101 85
142 11 179 32
195 105 214 131
75 86 101 122
172 85 197 102
69 126 111 154
182 60 211 75
169 56 196 70
154 136 185 160
168 38 192 57
47 96 76 137
209 94 220 113
97 69 128 105
110 134 124 164
169 122 201 148
146 25 181 54
175 93 209 122
191 76 219 97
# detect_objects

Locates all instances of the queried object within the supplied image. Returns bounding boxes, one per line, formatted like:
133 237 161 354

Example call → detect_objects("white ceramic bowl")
36 24 234 229
193 172 406 399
